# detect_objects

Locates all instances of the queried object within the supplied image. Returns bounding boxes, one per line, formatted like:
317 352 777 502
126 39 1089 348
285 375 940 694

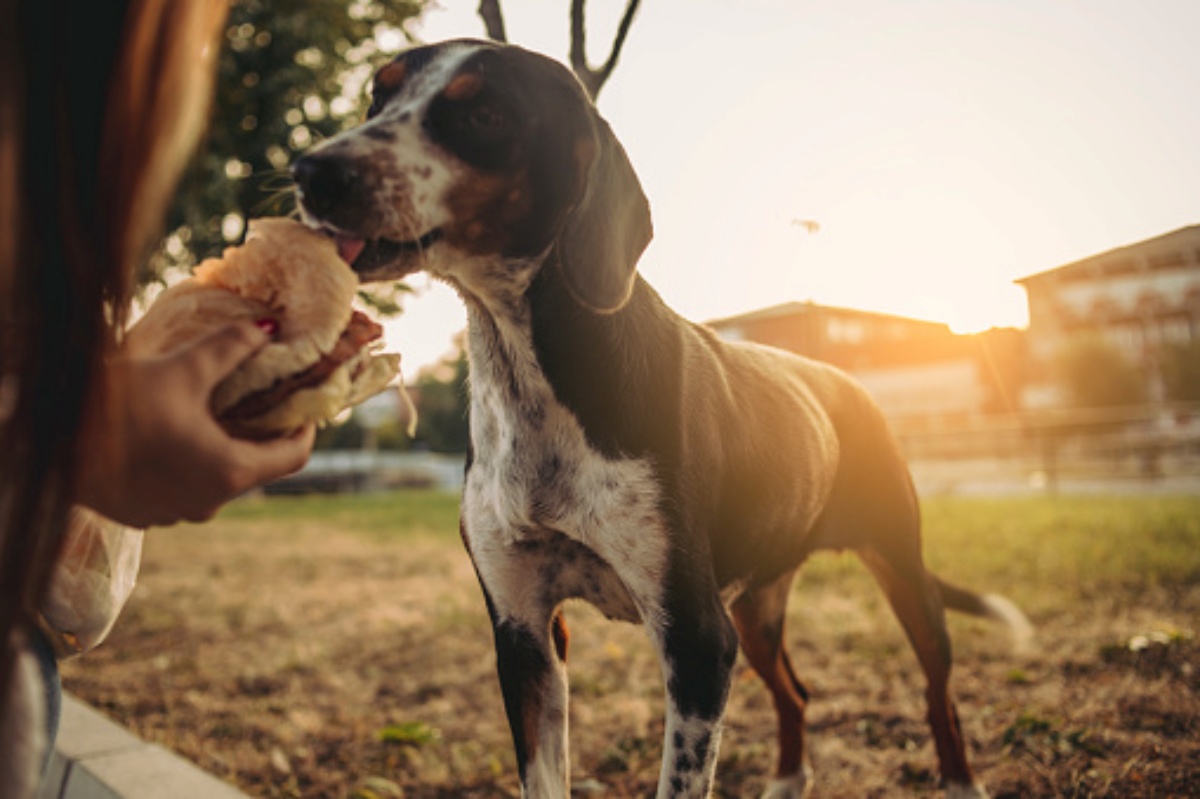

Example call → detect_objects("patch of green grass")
596 734 659 776
219 489 462 541
1002 711 1107 763
1005 668 1032 685
776 495 1199 650
216 492 1200 610
793 548 874 587
920 495 1200 607
379 721 440 746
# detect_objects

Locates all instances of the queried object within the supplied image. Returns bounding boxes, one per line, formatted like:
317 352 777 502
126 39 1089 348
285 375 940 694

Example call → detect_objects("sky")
384 0 1200 379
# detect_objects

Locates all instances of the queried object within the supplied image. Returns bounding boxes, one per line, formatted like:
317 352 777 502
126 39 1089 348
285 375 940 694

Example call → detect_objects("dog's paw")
944 781 990 799
759 767 813 799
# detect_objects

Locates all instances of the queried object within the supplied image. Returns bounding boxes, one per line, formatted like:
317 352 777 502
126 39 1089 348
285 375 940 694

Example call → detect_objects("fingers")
169 425 315 526
230 422 316 489
159 424 315 526
185 322 269 386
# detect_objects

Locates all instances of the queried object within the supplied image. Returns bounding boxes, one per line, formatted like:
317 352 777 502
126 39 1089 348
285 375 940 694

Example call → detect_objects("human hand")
76 322 315 528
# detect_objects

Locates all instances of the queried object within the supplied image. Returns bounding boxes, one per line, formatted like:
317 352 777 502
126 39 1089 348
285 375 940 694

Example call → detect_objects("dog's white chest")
461 317 668 624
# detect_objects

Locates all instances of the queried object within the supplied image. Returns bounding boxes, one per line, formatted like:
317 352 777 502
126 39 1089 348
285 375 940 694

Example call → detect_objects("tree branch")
569 0 641 99
478 0 507 42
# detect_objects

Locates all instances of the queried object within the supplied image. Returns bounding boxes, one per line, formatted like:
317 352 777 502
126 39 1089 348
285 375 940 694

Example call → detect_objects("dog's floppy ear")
556 114 653 314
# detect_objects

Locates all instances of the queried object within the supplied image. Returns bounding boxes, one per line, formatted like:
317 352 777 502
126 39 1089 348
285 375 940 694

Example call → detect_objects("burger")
130 218 402 439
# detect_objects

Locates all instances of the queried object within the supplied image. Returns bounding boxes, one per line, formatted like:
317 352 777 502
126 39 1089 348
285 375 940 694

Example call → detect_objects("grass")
222 491 1200 585
62 490 1200 798
732 493 1200 624
920 495 1200 607
217 489 462 541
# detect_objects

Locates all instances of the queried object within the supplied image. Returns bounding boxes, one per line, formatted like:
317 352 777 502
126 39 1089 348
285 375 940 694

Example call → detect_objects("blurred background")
153 0 1200 496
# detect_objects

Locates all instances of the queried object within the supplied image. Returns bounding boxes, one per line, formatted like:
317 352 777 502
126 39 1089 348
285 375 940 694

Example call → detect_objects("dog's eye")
469 105 506 132
428 91 515 169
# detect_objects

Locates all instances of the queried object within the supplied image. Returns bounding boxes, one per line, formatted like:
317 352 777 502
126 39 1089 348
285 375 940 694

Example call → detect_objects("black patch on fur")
663 615 739 720
529 453 576 522
661 555 740 721
793 673 811 703
426 51 525 172
692 729 711 764
362 126 396 142
493 620 551 781
425 44 596 259
761 618 785 649
674 744 697 775
529 267 684 463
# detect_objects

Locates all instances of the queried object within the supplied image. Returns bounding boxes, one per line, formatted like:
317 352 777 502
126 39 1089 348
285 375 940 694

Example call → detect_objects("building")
1015 225 1200 408
706 302 1023 423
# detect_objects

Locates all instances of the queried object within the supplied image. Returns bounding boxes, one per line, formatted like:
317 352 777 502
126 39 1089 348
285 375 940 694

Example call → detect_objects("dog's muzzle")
292 152 442 277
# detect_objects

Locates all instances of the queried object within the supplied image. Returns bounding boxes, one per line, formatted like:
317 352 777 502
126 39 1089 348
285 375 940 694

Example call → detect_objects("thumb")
186 322 270 386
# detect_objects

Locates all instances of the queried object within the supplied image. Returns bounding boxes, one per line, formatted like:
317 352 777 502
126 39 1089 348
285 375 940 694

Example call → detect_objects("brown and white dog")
293 39 1030 799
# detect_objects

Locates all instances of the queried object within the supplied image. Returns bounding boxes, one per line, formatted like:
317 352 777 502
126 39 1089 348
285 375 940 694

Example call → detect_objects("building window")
1110 322 1144 358
1149 250 1186 269
827 318 864 344
1161 315 1191 344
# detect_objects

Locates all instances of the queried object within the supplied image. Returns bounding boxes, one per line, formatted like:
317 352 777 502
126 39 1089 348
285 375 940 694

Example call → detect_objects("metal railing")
889 402 1200 494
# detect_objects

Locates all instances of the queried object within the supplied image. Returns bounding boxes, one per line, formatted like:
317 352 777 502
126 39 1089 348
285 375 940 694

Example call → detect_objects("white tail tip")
981 593 1035 654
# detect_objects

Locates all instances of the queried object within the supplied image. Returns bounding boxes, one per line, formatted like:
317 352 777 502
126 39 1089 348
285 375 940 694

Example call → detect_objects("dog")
293 39 1031 799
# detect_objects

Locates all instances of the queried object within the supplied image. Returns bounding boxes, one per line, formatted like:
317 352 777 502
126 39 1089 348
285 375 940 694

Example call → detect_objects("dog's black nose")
292 154 358 217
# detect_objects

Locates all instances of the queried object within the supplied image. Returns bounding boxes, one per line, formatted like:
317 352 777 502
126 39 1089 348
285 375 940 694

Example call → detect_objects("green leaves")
153 0 427 283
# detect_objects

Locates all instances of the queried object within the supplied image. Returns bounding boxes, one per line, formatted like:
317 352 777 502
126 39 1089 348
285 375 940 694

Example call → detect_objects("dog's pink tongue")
335 236 366 265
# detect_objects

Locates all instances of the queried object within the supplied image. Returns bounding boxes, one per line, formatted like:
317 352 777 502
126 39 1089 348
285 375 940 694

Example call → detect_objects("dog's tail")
934 575 1035 653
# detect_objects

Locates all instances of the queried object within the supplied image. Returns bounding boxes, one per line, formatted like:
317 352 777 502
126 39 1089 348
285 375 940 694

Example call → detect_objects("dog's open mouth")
321 228 443 278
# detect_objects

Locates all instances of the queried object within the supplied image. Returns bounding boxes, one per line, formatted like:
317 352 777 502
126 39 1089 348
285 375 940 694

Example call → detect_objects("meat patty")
218 311 383 427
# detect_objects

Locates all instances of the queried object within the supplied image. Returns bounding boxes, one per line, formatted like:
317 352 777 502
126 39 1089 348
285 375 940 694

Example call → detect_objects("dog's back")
680 319 921 580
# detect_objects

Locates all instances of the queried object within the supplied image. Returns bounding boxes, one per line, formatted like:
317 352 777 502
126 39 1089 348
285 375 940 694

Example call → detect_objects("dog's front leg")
470 540 570 797
648 569 740 798
492 613 570 796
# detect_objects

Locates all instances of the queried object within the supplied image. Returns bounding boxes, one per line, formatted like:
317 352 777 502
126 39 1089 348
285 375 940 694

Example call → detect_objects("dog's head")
294 39 652 313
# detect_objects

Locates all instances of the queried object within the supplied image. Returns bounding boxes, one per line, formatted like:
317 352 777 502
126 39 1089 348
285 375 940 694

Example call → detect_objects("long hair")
0 0 226 718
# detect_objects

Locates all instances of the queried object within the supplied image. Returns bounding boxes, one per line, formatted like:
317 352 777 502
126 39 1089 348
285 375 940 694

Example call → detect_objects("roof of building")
706 300 949 331
1015 224 1200 285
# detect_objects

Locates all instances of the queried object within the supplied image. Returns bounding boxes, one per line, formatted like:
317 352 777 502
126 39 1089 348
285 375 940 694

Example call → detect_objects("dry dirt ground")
61 493 1199 798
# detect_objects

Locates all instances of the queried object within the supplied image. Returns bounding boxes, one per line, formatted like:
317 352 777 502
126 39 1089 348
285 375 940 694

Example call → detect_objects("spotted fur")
294 38 1027 799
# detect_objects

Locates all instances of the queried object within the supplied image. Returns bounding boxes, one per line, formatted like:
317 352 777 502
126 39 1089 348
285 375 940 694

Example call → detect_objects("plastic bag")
38 507 144 659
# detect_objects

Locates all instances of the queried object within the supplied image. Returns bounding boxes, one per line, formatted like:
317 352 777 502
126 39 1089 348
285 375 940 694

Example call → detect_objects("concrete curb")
37 694 250 799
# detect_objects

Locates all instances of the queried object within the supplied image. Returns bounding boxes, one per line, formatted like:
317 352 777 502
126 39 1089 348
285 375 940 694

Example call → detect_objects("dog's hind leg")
858 547 989 799
730 571 814 799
